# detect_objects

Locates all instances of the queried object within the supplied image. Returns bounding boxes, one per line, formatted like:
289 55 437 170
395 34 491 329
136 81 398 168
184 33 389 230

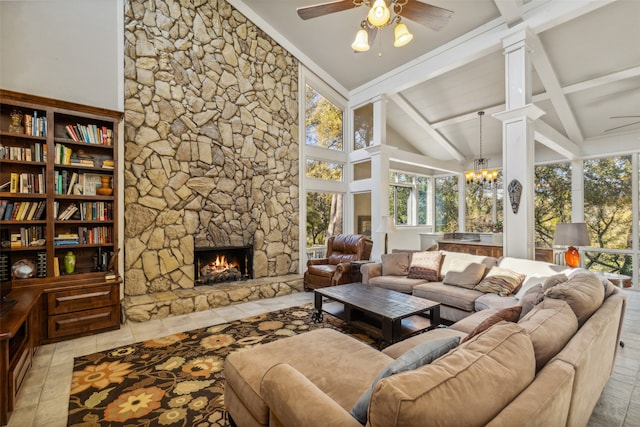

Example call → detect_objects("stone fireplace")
195 246 253 285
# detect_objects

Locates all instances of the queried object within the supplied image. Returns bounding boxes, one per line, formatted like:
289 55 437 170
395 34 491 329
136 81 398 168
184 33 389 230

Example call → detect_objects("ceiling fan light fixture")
393 22 413 47
367 0 390 27
351 28 370 51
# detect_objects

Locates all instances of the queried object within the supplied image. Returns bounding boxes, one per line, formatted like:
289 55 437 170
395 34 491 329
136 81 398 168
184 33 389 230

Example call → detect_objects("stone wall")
123 0 300 297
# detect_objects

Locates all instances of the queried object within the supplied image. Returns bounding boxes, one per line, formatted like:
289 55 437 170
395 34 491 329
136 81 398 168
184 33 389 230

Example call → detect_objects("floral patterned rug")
68 303 376 426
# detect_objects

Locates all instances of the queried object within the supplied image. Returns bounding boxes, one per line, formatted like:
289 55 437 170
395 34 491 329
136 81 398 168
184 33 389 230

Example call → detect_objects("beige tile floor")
6 289 640 426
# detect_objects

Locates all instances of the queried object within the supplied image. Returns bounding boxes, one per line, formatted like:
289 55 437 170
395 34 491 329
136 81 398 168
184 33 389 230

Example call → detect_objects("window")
305 159 343 181
465 173 502 232
305 84 343 150
534 162 572 247
353 103 373 150
435 176 458 232
306 192 344 248
389 171 430 226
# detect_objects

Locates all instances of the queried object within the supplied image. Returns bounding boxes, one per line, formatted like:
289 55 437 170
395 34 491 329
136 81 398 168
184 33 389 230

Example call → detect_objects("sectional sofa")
224 259 627 427
361 250 571 322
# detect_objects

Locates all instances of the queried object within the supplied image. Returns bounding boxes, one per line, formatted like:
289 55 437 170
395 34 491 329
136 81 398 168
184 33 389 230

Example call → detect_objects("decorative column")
494 29 544 259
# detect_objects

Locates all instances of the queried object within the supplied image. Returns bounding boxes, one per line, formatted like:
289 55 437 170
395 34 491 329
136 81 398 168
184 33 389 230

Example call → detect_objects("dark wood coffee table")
313 283 440 345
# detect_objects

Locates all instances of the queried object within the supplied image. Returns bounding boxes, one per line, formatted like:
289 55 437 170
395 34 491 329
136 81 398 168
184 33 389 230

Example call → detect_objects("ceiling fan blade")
604 120 640 132
401 0 454 31
610 115 640 119
297 0 357 20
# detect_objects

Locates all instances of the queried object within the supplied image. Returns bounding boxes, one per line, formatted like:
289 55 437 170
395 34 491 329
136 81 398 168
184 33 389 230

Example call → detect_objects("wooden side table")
349 260 373 283
595 272 632 288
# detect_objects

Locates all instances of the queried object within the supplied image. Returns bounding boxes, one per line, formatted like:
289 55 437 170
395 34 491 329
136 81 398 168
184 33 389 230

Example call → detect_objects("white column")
458 174 466 232
571 159 584 222
494 29 544 259
368 96 389 261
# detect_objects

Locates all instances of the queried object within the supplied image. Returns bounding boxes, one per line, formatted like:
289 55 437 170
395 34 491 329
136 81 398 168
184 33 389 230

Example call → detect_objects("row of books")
65 124 113 145
78 226 113 244
54 171 79 195
55 202 79 220
9 226 45 248
0 200 46 221
54 233 78 245
79 201 113 221
0 143 46 162
6 171 46 194
24 111 47 137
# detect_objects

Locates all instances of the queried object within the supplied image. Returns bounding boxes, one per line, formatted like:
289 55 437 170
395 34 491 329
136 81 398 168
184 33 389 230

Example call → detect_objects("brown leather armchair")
303 234 373 290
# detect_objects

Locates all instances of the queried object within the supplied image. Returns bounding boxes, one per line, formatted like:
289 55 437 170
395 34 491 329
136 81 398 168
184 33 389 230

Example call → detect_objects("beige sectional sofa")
361 250 570 322
224 266 627 427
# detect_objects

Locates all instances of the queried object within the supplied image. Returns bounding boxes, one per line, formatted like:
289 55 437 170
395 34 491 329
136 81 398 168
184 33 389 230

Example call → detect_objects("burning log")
198 255 242 284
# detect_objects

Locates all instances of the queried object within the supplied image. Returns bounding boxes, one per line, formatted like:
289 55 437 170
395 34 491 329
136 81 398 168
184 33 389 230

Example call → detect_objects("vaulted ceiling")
229 0 640 173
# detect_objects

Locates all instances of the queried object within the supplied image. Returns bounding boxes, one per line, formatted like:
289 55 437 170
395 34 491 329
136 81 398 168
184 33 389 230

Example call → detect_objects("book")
15 201 29 220
9 173 18 193
0 182 10 191
33 201 46 220
3 202 14 220
53 257 60 277
0 200 7 219
11 202 21 219
26 202 39 220
67 172 79 195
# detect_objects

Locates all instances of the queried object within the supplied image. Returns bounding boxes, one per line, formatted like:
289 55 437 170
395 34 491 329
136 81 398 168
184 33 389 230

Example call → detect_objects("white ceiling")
229 0 640 172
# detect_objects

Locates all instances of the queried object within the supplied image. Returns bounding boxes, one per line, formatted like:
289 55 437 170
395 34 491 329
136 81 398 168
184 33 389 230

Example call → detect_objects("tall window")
353 103 373 150
584 156 632 275
534 163 572 247
435 176 458 232
389 171 430 226
303 80 346 255
305 84 343 150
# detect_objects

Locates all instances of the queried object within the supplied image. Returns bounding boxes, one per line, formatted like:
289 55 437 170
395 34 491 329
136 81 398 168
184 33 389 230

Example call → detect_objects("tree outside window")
305 84 343 150
435 176 458 232
388 172 430 226
534 163 572 247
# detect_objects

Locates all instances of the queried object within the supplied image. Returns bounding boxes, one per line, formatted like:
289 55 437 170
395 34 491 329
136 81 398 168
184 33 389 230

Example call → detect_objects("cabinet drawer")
9 345 33 412
47 284 118 315
47 305 119 339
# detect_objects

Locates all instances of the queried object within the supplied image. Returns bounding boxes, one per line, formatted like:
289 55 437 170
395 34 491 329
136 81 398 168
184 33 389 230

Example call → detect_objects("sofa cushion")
442 262 487 289
350 336 460 424
542 273 569 291
475 267 525 296
381 252 410 276
369 276 427 293
544 272 604 326
407 251 442 281
382 328 468 359
518 298 578 371
461 306 522 344
475 293 519 312
518 284 545 319
367 322 536 427
306 264 337 278
413 281 484 312
497 257 570 299
449 309 499 335
439 251 498 281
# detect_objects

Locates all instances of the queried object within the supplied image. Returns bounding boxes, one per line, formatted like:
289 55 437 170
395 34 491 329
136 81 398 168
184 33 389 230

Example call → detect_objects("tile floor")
6 289 640 426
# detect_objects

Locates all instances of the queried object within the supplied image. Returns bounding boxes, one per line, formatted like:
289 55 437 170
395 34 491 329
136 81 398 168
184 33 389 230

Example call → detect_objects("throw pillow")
460 306 522 344
542 273 568 291
442 263 487 289
518 284 544 320
474 267 525 296
350 336 460 424
407 251 442 281
381 252 410 276
544 272 604 326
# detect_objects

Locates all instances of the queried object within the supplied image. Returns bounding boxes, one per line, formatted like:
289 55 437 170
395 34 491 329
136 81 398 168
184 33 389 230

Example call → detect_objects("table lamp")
553 222 590 268
376 216 396 254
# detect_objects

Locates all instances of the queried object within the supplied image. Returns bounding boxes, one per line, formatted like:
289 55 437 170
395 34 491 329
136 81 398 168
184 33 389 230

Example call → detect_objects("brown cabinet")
438 241 554 262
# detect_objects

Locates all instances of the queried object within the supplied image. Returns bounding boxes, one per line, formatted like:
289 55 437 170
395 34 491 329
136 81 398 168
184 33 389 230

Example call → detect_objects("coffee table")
313 283 440 345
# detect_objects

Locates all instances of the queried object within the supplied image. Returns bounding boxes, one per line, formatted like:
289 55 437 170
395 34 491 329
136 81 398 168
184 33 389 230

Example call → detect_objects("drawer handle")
57 312 110 325
57 290 111 302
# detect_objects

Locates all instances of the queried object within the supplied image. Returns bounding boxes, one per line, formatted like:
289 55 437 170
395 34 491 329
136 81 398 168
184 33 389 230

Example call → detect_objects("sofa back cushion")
442 262 487 289
439 251 497 281
367 322 536 427
381 252 410 276
497 257 570 298
518 298 578 371
407 251 442 281
544 272 604 326
326 234 373 265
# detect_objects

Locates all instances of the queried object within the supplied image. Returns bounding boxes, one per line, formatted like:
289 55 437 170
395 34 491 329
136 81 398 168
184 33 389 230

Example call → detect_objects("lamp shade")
553 223 590 247
393 23 413 47
351 29 370 52
376 215 396 233
367 0 390 27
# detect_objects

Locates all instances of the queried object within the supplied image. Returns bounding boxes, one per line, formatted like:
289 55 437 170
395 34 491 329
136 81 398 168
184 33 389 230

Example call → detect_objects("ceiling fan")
297 0 454 52
605 116 640 133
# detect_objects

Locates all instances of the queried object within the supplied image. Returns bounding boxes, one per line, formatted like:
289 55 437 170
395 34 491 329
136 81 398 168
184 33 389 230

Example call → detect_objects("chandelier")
351 0 414 52
465 111 499 185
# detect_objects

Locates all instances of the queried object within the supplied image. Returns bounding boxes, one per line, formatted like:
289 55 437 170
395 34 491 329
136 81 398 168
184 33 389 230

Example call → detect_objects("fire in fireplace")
195 246 253 285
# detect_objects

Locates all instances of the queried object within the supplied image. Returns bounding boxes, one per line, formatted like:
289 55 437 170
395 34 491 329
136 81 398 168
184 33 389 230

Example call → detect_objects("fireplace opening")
195 246 253 285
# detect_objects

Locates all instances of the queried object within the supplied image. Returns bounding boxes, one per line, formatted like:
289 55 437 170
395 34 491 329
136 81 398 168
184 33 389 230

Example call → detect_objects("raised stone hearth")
122 274 303 322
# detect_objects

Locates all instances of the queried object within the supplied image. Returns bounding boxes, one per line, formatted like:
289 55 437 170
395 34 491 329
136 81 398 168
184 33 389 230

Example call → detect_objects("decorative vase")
96 176 113 196
64 251 76 274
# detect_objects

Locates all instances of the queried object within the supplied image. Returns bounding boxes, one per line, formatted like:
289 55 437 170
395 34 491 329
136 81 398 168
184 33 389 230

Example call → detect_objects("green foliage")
354 103 373 150
435 176 458 232
306 192 343 247
535 163 572 247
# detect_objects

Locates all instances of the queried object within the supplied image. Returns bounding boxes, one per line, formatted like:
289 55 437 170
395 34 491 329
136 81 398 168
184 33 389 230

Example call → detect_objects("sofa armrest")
261 363 362 427
307 257 329 266
361 262 382 284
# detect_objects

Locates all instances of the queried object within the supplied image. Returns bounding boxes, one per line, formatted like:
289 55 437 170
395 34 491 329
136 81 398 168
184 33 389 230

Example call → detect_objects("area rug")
67 304 376 426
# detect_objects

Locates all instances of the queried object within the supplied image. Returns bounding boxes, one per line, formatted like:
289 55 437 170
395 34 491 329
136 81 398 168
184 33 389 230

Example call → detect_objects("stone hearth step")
122 274 304 322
